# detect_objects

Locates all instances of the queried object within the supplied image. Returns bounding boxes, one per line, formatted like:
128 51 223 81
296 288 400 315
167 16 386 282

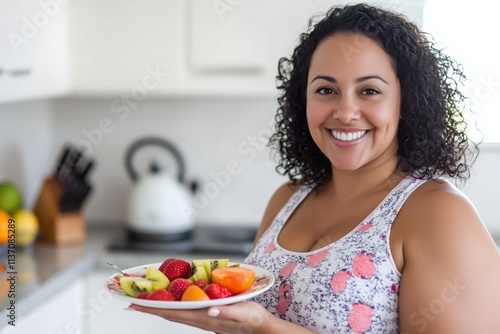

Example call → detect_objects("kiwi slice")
190 265 209 283
146 266 170 290
120 277 153 297
192 259 230 281
210 259 230 270
134 278 154 292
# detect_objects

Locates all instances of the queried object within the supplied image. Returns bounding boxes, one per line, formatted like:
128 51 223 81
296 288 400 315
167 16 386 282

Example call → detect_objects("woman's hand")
128 301 275 334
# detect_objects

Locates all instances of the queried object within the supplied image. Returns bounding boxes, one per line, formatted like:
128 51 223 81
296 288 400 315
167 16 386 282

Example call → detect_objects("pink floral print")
245 174 430 333
348 302 373 333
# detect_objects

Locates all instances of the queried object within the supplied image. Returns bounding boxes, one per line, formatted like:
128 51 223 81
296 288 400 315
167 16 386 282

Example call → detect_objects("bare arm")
130 301 317 334
397 181 500 333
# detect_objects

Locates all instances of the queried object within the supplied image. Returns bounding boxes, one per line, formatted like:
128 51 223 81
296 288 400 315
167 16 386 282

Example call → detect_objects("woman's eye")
316 87 334 95
361 88 380 95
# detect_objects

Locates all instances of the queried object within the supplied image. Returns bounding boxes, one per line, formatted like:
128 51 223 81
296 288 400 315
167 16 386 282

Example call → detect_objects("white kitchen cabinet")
68 0 425 98
68 0 187 97
0 279 85 334
0 0 70 105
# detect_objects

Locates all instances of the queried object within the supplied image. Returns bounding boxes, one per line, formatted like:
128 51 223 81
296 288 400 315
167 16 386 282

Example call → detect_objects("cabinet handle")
9 68 31 76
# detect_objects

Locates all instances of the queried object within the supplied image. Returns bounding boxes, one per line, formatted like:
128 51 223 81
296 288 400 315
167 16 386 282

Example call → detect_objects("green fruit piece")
192 259 229 282
146 266 170 290
119 277 153 297
134 278 154 293
0 182 22 215
189 265 209 283
210 259 230 270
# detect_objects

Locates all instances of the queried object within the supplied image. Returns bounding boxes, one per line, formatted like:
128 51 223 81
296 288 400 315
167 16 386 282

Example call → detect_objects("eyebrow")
311 75 388 84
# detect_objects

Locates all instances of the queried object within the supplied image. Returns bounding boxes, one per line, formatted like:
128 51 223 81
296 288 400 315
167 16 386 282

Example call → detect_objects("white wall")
461 144 500 237
0 98 499 236
0 100 55 207
49 96 287 228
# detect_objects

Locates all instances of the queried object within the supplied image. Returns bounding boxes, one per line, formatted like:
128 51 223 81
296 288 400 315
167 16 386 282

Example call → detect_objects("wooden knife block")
34 178 86 245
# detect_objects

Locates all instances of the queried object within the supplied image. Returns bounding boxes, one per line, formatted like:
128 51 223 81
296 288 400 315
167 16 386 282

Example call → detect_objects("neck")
327 156 404 198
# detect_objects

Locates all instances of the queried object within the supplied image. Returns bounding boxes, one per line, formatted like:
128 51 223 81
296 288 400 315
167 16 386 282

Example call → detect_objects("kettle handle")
125 137 186 182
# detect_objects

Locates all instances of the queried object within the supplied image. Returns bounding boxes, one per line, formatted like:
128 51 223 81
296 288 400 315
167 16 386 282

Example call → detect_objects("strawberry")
167 278 193 300
147 289 175 301
205 283 232 299
194 279 208 289
158 258 176 273
160 259 192 281
136 292 150 299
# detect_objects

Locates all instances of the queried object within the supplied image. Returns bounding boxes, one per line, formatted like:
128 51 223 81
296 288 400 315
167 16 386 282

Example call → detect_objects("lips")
331 130 367 142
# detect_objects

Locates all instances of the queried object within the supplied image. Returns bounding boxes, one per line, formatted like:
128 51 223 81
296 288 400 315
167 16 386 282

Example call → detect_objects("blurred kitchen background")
2 1 500 333
0 0 500 234
1 0 499 236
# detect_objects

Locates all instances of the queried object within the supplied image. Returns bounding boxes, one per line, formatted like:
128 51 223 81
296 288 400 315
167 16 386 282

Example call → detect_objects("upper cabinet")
0 0 70 104
68 0 187 96
0 0 425 103
68 0 424 98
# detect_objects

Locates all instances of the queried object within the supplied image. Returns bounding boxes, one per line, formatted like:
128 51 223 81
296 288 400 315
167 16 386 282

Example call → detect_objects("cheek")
306 100 330 128
370 105 400 131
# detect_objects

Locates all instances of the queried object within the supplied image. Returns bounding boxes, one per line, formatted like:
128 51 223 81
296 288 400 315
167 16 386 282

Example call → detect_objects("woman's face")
306 33 401 173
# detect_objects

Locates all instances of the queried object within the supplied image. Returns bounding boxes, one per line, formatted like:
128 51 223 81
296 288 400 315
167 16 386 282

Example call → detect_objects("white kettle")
125 137 197 241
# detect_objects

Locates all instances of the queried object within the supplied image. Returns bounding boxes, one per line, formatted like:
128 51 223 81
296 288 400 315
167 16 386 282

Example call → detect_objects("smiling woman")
130 3 500 334
305 33 401 172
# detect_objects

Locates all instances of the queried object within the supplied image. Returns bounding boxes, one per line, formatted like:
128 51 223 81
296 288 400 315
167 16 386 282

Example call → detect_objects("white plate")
105 262 274 309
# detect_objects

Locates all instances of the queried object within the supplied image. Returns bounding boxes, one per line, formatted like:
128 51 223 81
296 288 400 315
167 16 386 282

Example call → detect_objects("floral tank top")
244 175 429 333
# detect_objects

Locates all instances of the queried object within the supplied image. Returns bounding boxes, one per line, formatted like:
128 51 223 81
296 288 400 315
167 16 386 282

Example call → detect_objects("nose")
333 95 360 123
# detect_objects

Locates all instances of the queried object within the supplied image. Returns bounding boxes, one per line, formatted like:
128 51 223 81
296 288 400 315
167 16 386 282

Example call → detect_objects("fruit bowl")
105 262 274 309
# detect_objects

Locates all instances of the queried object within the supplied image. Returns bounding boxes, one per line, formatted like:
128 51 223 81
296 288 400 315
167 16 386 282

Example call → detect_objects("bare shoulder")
252 181 302 244
401 178 490 243
398 178 500 333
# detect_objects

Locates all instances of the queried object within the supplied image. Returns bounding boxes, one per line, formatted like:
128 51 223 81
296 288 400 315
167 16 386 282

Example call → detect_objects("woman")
130 4 500 333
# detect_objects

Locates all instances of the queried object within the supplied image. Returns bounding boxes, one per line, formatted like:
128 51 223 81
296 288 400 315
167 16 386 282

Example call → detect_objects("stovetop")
107 225 257 255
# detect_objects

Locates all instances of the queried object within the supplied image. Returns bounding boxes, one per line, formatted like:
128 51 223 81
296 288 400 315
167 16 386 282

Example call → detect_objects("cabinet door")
84 271 211 333
0 0 69 104
0 279 85 334
69 0 186 95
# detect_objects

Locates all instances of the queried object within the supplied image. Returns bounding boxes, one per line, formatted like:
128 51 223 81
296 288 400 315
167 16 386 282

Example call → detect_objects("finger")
208 302 268 328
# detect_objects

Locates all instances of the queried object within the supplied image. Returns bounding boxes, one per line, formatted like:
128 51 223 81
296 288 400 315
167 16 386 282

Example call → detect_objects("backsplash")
0 97 287 228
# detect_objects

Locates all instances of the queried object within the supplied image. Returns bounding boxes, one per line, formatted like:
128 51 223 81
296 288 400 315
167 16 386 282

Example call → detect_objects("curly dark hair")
270 3 479 187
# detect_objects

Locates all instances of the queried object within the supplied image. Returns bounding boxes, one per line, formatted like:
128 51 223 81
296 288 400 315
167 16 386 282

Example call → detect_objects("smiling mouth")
331 130 367 142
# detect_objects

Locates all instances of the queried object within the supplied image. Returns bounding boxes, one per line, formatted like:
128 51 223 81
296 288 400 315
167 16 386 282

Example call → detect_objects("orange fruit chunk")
181 285 210 301
211 267 255 295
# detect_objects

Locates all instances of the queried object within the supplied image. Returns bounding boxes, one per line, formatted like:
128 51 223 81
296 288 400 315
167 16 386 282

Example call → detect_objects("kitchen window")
423 0 500 143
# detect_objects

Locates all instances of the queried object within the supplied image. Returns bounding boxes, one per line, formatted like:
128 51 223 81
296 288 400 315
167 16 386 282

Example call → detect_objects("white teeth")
331 130 366 142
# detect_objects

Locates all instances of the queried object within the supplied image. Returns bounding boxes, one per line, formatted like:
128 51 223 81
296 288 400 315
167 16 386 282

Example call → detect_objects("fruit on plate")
181 285 210 301
145 266 170 290
120 266 170 297
114 258 257 301
0 182 22 215
119 277 154 297
168 278 193 300
192 258 229 282
205 283 232 299
147 289 175 301
159 258 192 281
211 267 256 295
194 279 209 289
190 264 210 283
136 292 150 299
